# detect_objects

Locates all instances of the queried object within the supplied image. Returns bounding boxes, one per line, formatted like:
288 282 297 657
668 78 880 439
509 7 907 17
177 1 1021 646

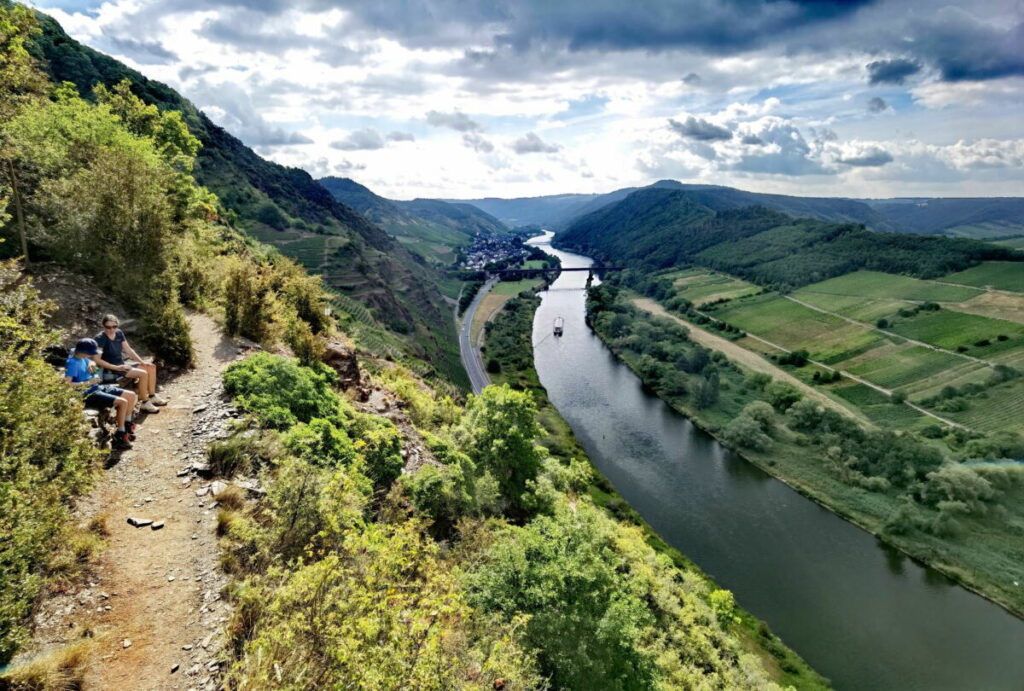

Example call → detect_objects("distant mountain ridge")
555 186 1022 288
318 177 507 266
449 181 1024 238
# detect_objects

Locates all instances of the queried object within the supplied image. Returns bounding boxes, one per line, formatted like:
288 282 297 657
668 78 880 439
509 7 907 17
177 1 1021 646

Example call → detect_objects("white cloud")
30 0 1024 198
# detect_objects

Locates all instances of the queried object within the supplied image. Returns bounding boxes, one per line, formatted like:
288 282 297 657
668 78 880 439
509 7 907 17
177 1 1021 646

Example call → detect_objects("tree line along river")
527 232 1024 690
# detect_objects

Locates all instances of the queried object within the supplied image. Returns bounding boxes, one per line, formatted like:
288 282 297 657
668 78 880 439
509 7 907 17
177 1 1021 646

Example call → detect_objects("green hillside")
318 176 507 267
27 11 466 387
555 188 1023 289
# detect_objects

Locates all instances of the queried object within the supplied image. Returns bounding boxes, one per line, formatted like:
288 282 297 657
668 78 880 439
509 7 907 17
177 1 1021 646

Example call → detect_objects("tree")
694 372 719 409
721 414 771 451
455 384 543 512
765 380 802 411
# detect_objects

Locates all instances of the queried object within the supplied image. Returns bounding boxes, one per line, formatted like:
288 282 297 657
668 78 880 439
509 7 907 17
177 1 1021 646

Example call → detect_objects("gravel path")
23 313 245 690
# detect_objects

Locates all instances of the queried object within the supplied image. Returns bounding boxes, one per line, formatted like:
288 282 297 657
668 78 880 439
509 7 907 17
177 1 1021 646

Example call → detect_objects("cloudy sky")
33 0 1024 200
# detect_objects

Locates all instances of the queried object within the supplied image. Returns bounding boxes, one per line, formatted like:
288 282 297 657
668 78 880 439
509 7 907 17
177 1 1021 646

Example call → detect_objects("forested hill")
862 197 1024 237
452 181 1023 237
318 177 507 265
555 187 1023 289
28 10 463 384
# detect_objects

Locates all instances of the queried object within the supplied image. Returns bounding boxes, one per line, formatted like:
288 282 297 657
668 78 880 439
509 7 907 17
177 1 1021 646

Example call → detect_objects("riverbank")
483 292 830 690
595 290 1024 622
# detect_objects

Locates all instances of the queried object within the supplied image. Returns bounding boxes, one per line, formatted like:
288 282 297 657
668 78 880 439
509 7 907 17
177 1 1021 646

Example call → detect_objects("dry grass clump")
0 639 95 690
214 485 246 511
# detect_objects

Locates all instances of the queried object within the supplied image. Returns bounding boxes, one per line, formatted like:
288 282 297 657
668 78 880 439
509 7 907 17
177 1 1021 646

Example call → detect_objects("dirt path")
24 313 242 690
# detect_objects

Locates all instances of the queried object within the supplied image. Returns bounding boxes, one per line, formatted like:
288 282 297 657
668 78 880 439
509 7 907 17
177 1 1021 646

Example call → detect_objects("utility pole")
4 158 29 266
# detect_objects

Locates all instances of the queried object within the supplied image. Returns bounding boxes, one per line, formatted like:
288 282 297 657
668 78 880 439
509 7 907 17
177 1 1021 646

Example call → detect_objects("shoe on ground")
150 394 169 406
141 400 160 414
113 431 133 450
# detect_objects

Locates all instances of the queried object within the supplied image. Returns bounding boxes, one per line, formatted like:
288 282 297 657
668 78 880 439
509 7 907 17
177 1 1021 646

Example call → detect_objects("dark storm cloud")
866 58 921 85
426 111 482 132
907 12 1024 82
512 132 561 154
669 116 732 141
837 148 893 166
682 72 701 85
867 96 889 113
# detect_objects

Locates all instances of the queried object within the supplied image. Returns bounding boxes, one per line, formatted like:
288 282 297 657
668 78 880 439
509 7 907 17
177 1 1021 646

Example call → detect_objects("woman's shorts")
84 385 127 409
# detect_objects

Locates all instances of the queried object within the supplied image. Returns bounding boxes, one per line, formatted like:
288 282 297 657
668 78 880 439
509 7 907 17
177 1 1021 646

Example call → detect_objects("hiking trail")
25 313 243 690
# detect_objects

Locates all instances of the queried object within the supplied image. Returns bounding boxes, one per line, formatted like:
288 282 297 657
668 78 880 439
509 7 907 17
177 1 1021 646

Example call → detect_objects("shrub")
399 464 472 536
0 264 101 662
283 417 359 468
348 413 404 488
721 414 771 451
223 353 338 429
765 380 802 411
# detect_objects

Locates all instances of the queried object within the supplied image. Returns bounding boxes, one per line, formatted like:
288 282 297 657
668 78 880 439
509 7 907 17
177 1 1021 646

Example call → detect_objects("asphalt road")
458 278 496 394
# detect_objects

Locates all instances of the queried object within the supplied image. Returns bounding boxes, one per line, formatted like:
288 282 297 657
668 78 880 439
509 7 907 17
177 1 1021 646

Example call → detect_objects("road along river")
527 232 1024 690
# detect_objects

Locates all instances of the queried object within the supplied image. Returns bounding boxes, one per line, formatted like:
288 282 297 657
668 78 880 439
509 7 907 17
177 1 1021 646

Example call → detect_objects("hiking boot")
113 431 133 450
125 419 137 434
150 394 169 406
140 400 159 414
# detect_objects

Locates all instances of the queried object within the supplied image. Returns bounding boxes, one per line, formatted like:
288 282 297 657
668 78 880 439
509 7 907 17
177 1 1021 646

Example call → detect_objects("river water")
527 232 1024 690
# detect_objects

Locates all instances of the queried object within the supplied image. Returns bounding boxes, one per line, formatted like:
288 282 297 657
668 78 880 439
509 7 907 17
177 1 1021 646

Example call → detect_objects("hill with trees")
863 197 1024 238
318 176 508 266
451 181 1024 237
555 188 1023 289
25 9 463 385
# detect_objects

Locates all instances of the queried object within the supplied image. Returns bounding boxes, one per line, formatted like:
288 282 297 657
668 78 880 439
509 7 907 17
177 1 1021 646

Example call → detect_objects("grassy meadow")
942 262 1024 293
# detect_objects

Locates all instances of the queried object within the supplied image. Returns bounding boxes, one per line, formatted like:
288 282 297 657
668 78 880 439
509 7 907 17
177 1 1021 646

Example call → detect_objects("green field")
663 268 760 305
937 379 1024 433
845 345 963 391
888 309 1024 355
798 271 982 302
830 382 927 429
944 221 1024 239
492 278 542 295
942 262 1024 293
712 293 885 361
791 290 906 322
993 237 1024 250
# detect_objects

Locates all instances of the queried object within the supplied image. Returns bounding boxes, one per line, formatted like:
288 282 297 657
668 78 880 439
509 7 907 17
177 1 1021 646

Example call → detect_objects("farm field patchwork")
829 382 927 429
710 293 886 362
662 268 760 305
797 270 982 302
950 292 1024 325
993 237 1024 250
844 345 965 392
942 262 1024 293
886 309 1024 356
683 268 1024 435
791 290 906 323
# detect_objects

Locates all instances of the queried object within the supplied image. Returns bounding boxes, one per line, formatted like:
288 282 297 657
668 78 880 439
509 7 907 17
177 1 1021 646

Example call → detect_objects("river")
527 232 1024 690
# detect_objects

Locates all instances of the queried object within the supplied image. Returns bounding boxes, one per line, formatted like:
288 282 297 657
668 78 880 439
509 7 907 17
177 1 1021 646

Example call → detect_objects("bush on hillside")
0 262 101 662
223 352 338 428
